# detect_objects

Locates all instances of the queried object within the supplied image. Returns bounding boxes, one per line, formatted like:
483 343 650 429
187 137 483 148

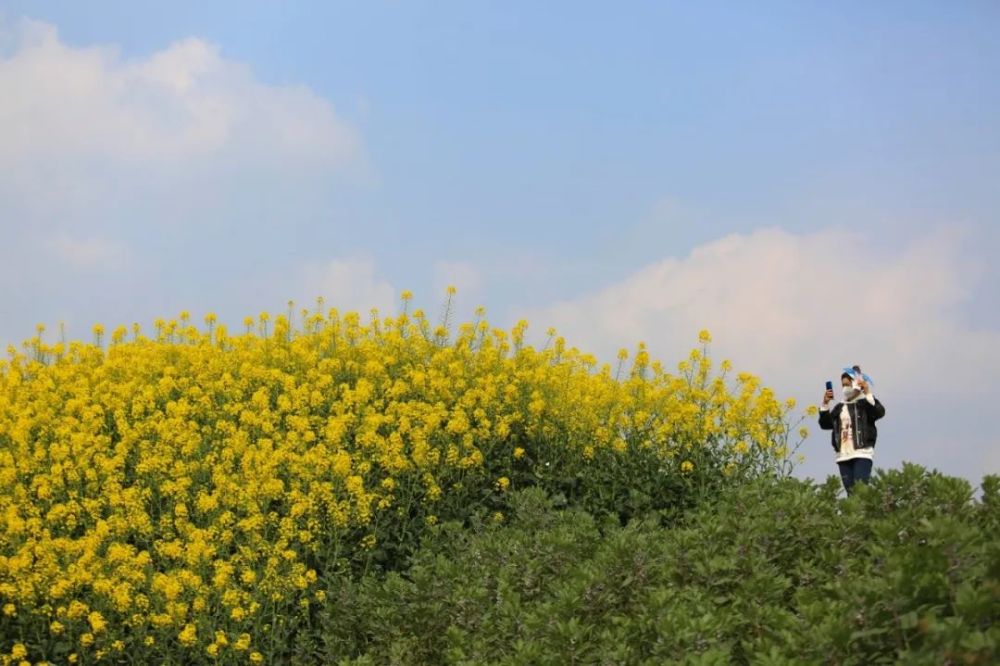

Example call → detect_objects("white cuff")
865 393 875 405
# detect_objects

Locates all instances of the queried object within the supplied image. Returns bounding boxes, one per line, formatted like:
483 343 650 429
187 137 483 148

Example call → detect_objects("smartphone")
825 380 833 391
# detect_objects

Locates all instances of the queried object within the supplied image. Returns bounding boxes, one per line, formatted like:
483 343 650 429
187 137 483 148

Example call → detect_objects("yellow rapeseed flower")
178 623 198 646
88 611 107 633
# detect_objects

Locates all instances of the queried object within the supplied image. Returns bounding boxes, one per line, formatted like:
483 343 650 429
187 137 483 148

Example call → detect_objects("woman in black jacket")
818 366 886 495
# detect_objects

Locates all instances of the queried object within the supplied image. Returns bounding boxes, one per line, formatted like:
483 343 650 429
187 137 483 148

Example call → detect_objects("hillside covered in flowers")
3 295 994 664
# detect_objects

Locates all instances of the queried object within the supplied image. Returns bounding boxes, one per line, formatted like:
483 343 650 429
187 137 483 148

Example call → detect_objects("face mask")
842 385 860 400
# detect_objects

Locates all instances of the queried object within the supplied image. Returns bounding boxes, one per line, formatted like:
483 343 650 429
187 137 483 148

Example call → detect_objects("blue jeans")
838 458 873 495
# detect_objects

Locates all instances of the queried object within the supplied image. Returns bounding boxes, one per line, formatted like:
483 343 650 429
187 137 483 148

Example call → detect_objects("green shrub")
293 464 999 665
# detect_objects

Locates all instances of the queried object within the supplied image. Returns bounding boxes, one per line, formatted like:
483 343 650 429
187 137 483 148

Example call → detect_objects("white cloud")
0 19 361 170
530 227 990 387
301 256 397 317
50 234 131 270
0 17 366 233
527 226 1000 482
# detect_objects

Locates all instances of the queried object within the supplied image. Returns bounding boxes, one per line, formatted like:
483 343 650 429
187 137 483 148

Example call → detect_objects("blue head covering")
842 366 874 387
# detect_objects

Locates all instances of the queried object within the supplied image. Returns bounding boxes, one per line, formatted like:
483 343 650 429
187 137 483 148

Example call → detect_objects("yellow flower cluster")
0 301 804 662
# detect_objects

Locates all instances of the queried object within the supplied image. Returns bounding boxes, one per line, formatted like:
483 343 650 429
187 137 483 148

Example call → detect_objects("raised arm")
856 379 885 421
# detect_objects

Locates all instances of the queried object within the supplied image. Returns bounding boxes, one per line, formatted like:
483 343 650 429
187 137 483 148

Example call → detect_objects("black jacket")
818 397 886 452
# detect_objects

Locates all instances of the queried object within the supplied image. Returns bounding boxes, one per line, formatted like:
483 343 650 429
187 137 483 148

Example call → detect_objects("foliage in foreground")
321 464 999 665
0 301 804 664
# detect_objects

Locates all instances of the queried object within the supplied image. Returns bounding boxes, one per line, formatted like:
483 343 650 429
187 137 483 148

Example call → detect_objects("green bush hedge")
287 463 999 665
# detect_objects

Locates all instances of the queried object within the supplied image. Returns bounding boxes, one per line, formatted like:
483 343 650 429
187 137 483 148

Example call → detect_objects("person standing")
819 365 886 495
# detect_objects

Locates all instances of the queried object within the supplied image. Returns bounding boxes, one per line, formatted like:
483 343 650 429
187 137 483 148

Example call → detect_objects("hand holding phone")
823 380 834 405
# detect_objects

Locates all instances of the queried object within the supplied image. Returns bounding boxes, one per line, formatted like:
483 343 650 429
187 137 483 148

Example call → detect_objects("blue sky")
2 1 998 487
